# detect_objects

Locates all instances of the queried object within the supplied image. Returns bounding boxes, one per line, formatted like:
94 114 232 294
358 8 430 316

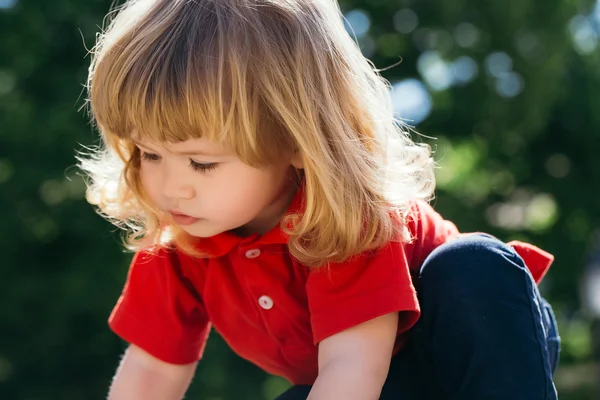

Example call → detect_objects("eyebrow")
132 140 223 156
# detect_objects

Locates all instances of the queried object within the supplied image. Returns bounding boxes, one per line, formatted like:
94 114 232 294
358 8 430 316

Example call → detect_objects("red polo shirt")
108 194 554 384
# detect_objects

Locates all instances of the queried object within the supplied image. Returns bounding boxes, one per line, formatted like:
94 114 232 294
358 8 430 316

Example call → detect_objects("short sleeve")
306 242 420 344
405 201 460 270
108 248 211 364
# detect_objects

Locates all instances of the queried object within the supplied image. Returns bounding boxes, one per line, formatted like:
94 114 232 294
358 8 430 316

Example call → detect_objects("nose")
161 165 195 201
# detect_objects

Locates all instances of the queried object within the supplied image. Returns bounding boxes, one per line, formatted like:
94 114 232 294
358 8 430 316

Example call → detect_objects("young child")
79 0 560 399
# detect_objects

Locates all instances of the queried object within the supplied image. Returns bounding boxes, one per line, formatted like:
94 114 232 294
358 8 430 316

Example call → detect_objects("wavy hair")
79 0 435 266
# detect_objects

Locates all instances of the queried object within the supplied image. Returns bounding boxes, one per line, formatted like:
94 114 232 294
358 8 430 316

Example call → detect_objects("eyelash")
141 152 160 162
140 152 218 173
189 159 218 173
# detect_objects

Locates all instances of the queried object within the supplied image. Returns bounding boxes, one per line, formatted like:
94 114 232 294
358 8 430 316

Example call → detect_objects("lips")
169 211 200 226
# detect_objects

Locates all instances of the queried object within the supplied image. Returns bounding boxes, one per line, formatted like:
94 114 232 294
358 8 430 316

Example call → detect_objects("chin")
181 223 225 238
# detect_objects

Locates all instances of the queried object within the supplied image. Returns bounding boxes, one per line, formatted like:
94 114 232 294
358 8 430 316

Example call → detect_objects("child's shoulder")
405 199 458 230
401 199 460 246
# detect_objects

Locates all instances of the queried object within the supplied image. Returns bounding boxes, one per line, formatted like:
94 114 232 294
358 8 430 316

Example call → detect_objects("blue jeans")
276 234 560 400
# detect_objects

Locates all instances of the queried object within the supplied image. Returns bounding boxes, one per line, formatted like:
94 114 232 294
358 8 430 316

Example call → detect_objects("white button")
245 249 261 259
258 295 274 310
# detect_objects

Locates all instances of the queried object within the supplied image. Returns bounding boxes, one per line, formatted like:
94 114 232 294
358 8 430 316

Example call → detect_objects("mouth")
168 211 201 226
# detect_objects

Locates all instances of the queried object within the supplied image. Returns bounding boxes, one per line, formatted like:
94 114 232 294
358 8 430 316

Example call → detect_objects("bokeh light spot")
393 8 418 34
344 9 371 38
390 79 432 125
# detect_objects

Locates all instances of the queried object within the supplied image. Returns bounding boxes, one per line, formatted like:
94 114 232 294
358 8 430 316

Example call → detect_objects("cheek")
139 165 160 202
239 170 285 204
210 172 264 208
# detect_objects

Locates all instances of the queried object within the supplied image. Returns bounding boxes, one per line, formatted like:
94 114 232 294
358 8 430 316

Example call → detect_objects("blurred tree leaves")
1 0 599 398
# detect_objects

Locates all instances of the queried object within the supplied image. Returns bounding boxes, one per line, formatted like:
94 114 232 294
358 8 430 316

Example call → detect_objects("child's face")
134 138 301 237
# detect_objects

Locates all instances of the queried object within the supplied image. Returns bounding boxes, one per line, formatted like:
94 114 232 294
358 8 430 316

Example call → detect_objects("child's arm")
308 312 398 400
108 344 198 400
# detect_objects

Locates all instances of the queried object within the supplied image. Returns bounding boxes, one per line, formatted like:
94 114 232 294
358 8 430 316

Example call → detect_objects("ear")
290 150 304 169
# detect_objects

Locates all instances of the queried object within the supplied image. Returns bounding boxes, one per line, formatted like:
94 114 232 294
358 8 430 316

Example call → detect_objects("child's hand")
108 344 197 400
308 312 399 400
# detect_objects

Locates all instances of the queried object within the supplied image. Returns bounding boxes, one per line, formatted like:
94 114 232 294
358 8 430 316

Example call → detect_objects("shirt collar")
192 182 305 258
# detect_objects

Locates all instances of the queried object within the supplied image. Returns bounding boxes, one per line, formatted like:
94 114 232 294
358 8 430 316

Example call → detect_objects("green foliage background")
1 0 599 398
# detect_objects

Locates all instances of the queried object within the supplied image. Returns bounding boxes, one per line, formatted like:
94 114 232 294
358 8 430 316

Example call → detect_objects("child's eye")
189 160 218 173
141 152 161 162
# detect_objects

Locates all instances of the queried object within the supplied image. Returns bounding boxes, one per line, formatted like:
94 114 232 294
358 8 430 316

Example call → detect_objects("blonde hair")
79 0 435 267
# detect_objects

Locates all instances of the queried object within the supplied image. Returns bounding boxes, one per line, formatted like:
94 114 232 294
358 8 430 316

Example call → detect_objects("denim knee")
418 233 531 292
413 234 559 399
